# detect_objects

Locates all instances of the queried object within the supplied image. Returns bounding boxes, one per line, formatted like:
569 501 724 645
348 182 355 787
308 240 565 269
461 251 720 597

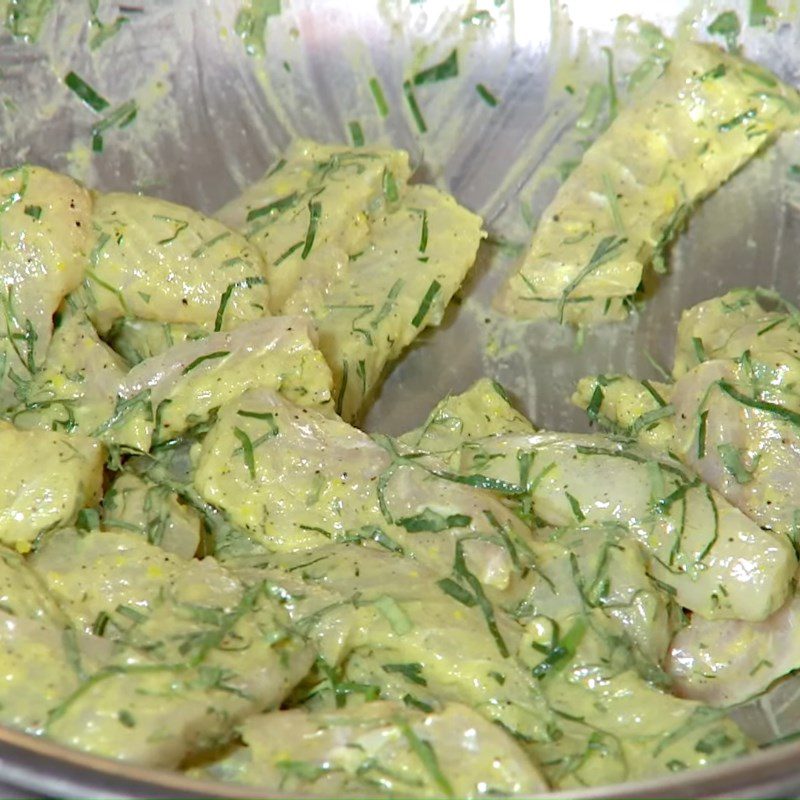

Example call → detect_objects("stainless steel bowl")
2 0 800 795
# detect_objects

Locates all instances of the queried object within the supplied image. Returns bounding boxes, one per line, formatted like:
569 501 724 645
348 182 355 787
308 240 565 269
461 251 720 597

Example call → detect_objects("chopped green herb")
557 235 627 323
717 379 800 427
586 383 604 424
565 491 585 521
6 0 54 42
245 192 298 223
23 204 41 220
629 404 675 436
276 759 329 783
641 378 667 407
64 71 109 112
403 80 427 133
699 63 727 81
335 359 348 417
357 524 404 554
707 10 741 52
575 83 606 130
412 280 441 327
530 616 586 679
382 168 399 205
475 83 498 106
463 10 492 26
667 759 688 772
117 709 136 728
453 541 508 656
154 214 188 245
115 604 147 624
602 46 618 121
191 231 230 258
348 120 365 147
91 610 110 637
695 730 735 755
274 240 303 266
368 76 389 117
717 443 757 483
718 108 757 132
214 275 266 331
233 427 256 479
382 662 427 686
89 14 128 50
301 200 321 259
181 350 230 375
91 99 138 152
602 173 625 235
91 389 151 436
234 0 280 57
413 49 458 85
374 595 412 635
76 508 100 532
396 718 454 798
418 209 429 254
372 279 404 329
749 0 775 26
403 694 434 712
397 507 471 532
436 577 477 607
237 409 279 434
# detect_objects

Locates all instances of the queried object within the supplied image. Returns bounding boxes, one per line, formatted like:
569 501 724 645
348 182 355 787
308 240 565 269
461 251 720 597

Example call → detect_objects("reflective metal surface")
1 0 800 795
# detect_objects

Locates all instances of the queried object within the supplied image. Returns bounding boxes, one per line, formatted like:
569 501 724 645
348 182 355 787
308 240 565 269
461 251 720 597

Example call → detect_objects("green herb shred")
348 120 365 147
301 200 321 259
475 83 499 107
233 427 256 479
64 71 110 112
368 76 389 118
413 49 459 85
412 280 441 327
403 80 427 133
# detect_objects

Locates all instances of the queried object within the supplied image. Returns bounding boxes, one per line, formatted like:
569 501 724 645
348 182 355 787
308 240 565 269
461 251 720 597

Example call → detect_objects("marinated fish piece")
671 288 780 379
667 586 800 708
572 374 675 451
399 377 535 465
5 311 150 450
0 546 105 734
313 185 483 421
455 430 795 621
218 141 482 421
119 316 334 441
670 357 800 539
235 543 555 744
0 422 104 551
517 544 752 788
497 43 800 323
0 166 92 407
577 291 800 540
80 192 269 335
216 139 411 313
195 389 531 593
402 386 679 660
30 528 314 767
405 381 794 621
534 526 678 664
5 306 151 453
101 472 201 559
197 701 548 797
667 291 800 537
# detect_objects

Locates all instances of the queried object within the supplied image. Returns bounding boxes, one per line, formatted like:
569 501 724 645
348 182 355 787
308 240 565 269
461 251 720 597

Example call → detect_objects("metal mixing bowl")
2 0 800 795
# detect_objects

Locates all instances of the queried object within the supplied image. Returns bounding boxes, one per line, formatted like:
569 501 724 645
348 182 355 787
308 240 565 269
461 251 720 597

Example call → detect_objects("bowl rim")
0 721 798 799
